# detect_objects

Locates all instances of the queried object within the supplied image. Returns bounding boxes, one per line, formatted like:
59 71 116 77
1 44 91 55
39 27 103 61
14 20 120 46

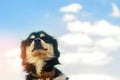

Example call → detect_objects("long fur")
20 31 68 80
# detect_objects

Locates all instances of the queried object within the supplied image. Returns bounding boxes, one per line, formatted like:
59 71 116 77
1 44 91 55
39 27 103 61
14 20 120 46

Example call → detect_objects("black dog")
20 31 68 80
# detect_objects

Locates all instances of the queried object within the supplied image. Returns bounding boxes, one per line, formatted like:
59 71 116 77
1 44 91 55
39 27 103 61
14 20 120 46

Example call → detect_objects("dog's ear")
53 39 60 58
20 41 26 66
52 39 60 64
45 39 60 65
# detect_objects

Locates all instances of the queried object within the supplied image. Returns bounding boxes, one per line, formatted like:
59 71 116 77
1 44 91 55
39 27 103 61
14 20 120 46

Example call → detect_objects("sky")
0 0 120 80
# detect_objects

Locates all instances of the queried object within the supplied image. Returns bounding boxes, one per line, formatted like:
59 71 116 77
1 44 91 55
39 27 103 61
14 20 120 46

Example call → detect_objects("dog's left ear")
20 41 27 66
52 39 60 64
53 39 60 58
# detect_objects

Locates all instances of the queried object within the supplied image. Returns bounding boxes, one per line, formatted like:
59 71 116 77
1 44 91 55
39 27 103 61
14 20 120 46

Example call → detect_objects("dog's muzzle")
34 38 42 49
32 38 47 52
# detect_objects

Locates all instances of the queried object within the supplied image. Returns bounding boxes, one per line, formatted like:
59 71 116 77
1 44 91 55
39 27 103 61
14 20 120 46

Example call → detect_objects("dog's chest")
34 60 45 75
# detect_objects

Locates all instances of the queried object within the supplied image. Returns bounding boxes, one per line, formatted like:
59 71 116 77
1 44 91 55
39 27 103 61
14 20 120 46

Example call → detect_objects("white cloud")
60 3 82 13
5 48 22 67
110 3 120 17
59 19 120 65
95 37 120 51
78 51 112 65
59 33 93 46
66 20 93 34
0 48 25 80
63 14 77 22
70 74 117 80
59 53 81 64
59 50 112 66
59 3 120 66
67 20 120 37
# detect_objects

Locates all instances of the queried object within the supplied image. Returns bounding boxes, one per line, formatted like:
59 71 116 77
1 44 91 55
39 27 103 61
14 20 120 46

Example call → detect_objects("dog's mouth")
32 46 47 52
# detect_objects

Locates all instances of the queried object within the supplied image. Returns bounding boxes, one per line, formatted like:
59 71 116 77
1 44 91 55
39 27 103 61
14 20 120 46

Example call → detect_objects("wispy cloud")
60 3 82 13
110 3 120 17
63 14 77 22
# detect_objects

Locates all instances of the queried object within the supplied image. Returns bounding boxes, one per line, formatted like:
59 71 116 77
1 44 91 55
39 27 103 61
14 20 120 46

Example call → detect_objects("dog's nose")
34 38 41 44
33 38 43 51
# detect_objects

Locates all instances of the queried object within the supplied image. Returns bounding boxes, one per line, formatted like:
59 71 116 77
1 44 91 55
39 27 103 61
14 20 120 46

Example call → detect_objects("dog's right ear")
20 41 26 65
53 39 60 58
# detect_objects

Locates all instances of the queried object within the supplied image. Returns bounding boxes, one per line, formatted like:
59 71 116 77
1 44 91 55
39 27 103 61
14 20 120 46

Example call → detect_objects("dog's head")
21 31 60 65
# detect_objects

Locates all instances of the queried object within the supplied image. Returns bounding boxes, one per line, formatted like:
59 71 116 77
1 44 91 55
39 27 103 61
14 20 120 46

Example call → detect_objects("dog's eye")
25 39 33 46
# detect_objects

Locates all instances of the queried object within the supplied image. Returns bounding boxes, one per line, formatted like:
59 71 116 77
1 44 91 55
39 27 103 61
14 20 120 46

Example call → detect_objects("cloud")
59 21 120 65
0 46 117 80
60 3 82 13
110 3 120 17
95 37 120 51
5 48 22 67
70 74 117 80
59 51 112 66
63 14 77 22
0 48 25 80
59 3 120 66
67 20 120 37
59 33 93 46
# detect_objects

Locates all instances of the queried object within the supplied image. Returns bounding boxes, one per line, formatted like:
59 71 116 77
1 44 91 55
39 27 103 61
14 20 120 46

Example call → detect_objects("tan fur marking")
35 60 44 76
30 35 35 39
40 33 45 38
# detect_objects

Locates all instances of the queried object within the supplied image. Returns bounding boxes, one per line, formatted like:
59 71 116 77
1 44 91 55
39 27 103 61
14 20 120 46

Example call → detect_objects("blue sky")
0 0 120 37
0 0 120 80
0 0 67 36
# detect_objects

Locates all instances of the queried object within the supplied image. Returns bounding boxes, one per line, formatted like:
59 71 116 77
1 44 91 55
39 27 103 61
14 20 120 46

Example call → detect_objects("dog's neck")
32 67 55 80
34 60 45 75
29 58 59 79
32 59 56 80
34 58 57 75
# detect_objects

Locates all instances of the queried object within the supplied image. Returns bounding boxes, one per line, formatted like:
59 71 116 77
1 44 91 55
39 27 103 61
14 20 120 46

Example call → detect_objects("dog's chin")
31 49 53 60
32 48 45 56
32 47 47 52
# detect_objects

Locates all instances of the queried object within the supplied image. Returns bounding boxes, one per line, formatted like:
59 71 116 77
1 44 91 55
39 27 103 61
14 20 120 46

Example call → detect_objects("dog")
20 31 68 80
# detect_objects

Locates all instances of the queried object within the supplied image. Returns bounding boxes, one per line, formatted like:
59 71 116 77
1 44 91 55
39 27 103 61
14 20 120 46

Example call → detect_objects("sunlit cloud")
59 3 120 80
67 20 120 37
110 3 120 17
59 50 112 66
70 74 117 80
63 14 77 22
60 3 82 13
5 48 21 67
59 3 120 66
59 33 93 46
0 48 25 80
